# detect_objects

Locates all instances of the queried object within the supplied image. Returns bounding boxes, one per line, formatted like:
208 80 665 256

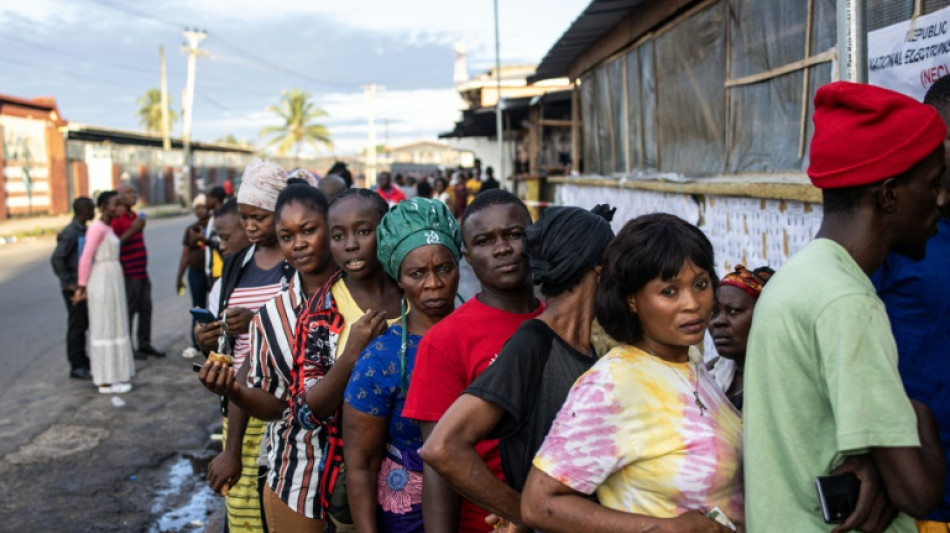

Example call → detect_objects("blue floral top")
344 324 422 453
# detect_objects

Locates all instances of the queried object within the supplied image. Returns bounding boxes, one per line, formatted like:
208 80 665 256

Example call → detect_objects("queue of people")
50 77 950 533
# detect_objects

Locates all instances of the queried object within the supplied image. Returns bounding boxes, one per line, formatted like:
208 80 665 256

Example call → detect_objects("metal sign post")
837 0 868 82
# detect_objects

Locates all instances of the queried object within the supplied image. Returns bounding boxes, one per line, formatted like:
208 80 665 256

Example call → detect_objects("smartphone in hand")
190 307 217 324
815 474 860 523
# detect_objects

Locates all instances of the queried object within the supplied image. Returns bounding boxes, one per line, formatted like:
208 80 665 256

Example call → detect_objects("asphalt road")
0 214 224 532
0 212 483 532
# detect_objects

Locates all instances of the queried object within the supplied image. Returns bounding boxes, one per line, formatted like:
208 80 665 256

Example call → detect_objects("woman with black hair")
201 181 339 532
521 213 743 533
74 190 135 394
288 187 403 528
419 204 615 532
195 159 311 533
708 265 775 410
342 197 463 533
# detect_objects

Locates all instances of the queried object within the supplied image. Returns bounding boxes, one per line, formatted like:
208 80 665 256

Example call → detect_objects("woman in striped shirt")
196 160 313 532
202 182 339 531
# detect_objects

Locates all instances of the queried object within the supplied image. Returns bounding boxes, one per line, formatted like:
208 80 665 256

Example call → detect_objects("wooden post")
0 124 6 219
571 81 580 172
164 166 174 205
137 164 150 204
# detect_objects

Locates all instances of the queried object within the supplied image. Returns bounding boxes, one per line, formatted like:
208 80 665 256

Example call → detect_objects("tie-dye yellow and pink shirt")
533 344 744 525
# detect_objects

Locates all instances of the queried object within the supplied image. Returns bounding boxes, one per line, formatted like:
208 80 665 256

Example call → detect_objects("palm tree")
259 89 333 159
217 134 256 149
136 88 177 135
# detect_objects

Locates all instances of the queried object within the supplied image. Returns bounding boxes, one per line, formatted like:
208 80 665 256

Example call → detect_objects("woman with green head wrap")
341 197 462 533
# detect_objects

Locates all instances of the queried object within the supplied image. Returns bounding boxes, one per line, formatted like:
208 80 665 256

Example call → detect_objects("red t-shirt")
110 210 148 279
377 185 407 205
403 295 544 533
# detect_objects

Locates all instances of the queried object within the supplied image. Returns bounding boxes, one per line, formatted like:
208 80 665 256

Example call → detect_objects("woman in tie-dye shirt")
522 214 744 533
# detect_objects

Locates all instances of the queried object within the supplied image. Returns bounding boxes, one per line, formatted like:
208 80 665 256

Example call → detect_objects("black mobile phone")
190 307 217 324
815 474 861 524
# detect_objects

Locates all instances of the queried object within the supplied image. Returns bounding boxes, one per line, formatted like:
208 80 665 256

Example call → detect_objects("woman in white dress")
73 191 135 394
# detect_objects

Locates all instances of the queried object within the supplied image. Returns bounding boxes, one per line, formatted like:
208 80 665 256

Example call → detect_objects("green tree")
259 89 333 159
217 134 255 149
136 88 177 135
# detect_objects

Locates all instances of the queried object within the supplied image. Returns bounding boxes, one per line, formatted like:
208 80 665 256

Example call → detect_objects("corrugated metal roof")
530 0 647 83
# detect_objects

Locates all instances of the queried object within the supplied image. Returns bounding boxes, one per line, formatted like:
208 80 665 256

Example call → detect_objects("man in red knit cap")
744 81 948 532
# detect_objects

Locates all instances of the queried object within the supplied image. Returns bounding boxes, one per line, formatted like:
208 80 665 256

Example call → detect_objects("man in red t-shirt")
375 171 407 206
111 182 164 359
405 190 543 533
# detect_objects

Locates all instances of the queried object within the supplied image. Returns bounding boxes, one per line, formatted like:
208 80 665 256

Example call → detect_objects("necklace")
670 362 708 416
638 345 708 415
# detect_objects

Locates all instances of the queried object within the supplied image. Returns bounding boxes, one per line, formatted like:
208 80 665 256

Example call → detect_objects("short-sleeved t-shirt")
403 295 544 533
345 324 423 454
228 259 285 369
873 218 950 521
330 279 401 361
533 345 744 523
466 319 594 491
182 224 206 271
744 238 920 532
110 210 148 279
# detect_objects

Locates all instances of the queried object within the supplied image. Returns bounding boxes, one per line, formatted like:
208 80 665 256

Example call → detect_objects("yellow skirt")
222 416 267 533
918 521 950 533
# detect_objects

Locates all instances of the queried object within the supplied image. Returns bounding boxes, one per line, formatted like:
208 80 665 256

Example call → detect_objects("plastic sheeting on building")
579 0 950 178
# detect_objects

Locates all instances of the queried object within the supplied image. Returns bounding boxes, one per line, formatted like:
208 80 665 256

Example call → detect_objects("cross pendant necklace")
672 362 707 416
692 388 708 416
640 345 708 416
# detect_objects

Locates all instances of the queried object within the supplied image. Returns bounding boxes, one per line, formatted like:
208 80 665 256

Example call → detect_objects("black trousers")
187 267 209 349
124 277 153 349
61 289 90 371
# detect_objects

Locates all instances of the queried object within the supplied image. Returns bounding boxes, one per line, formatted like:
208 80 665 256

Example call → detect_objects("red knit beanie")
808 81 946 189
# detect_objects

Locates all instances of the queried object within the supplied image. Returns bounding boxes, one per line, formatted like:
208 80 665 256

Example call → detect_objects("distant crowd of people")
50 78 950 533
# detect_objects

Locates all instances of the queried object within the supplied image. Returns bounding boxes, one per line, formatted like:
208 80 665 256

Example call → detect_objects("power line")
78 0 366 89
82 0 185 29
0 54 130 87
0 33 175 76
206 35 364 89
195 90 234 113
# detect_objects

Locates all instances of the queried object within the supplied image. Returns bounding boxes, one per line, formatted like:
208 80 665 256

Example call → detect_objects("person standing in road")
376 172 406 207
73 191 135 394
478 166 500 194
203 185 228 286
177 193 211 360
112 182 164 359
51 196 96 380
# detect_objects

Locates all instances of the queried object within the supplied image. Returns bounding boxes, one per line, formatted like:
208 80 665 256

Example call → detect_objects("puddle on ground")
148 455 217 533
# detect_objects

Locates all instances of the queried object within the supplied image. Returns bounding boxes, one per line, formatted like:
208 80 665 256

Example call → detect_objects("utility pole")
159 46 171 151
363 84 384 188
493 0 505 189
836 0 867 82
181 28 208 205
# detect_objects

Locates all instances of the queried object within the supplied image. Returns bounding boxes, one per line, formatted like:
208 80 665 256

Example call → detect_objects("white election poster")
868 5 950 101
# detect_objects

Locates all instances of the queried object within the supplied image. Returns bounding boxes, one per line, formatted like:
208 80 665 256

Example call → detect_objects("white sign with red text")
868 5 950 101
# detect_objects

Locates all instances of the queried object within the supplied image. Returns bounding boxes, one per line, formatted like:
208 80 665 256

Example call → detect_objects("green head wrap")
376 197 461 280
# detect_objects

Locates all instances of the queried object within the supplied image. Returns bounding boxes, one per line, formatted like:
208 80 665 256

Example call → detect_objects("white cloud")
175 0 589 64
0 0 80 24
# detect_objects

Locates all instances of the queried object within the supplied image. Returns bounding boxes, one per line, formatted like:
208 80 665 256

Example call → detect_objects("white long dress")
81 220 135 386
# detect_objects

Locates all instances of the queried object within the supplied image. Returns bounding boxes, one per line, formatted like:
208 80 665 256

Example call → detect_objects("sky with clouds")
0 0 589 154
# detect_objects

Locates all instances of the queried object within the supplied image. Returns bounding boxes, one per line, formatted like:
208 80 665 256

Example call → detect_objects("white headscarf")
236 159 303 212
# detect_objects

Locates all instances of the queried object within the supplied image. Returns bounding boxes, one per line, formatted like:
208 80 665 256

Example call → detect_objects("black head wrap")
523 204 616 296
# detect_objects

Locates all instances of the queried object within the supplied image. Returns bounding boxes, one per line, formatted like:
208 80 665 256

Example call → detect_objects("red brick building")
0 93 68 218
